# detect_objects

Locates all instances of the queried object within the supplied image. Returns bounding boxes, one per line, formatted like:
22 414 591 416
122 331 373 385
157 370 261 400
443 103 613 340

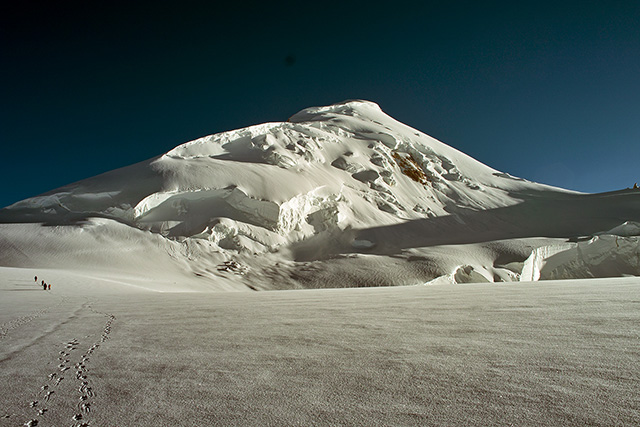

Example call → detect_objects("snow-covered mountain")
1 100 639 291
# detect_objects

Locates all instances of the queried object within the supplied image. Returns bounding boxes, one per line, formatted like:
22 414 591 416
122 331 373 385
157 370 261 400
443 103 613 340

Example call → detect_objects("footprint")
30 401 38 408
72 413 83 420
24 419 38 426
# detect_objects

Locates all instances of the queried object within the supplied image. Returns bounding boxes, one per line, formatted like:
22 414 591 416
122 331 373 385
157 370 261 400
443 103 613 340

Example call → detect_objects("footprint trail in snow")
22 306 116 427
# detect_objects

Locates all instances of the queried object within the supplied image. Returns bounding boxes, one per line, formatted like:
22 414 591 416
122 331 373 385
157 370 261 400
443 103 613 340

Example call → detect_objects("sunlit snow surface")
0 268 639 426
1 100 639 290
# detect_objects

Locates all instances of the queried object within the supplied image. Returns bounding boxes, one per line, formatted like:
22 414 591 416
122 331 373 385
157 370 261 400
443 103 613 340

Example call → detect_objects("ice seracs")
1 100 639 290
521 223 640 281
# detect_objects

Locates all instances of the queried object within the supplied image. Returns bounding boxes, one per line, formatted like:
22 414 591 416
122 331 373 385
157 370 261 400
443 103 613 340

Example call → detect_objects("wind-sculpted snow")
134 187 281 235
1 100 639 289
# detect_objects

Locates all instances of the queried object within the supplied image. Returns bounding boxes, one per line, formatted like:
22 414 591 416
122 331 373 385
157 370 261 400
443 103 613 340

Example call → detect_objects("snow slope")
1 100 639 290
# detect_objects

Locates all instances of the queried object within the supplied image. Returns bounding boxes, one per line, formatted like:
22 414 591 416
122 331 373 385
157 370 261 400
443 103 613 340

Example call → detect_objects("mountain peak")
1 101 638 290
288 99 384 123
1 100 551 241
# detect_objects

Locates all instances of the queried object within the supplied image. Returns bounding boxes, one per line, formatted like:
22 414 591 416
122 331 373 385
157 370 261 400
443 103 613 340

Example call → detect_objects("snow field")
1 268 639 426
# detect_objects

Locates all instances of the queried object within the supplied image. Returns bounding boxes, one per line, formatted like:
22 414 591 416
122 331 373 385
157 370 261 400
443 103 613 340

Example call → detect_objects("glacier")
1 100 639 290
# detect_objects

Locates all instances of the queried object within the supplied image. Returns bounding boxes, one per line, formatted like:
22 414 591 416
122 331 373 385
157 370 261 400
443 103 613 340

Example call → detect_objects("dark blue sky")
1 1 639 208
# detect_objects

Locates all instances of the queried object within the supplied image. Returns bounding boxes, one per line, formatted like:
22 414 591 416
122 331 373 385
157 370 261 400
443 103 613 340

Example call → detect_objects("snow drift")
1 100 639 290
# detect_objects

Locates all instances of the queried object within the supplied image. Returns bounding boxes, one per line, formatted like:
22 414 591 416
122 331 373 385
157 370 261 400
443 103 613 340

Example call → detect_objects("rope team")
34 275 51 291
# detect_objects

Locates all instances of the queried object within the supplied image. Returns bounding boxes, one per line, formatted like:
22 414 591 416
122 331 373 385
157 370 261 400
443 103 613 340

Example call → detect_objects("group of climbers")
34 275 51 291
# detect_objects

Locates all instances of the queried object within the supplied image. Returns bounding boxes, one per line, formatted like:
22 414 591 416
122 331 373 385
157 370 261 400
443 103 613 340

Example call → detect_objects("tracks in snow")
0 295 64 341
22 303 116 427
